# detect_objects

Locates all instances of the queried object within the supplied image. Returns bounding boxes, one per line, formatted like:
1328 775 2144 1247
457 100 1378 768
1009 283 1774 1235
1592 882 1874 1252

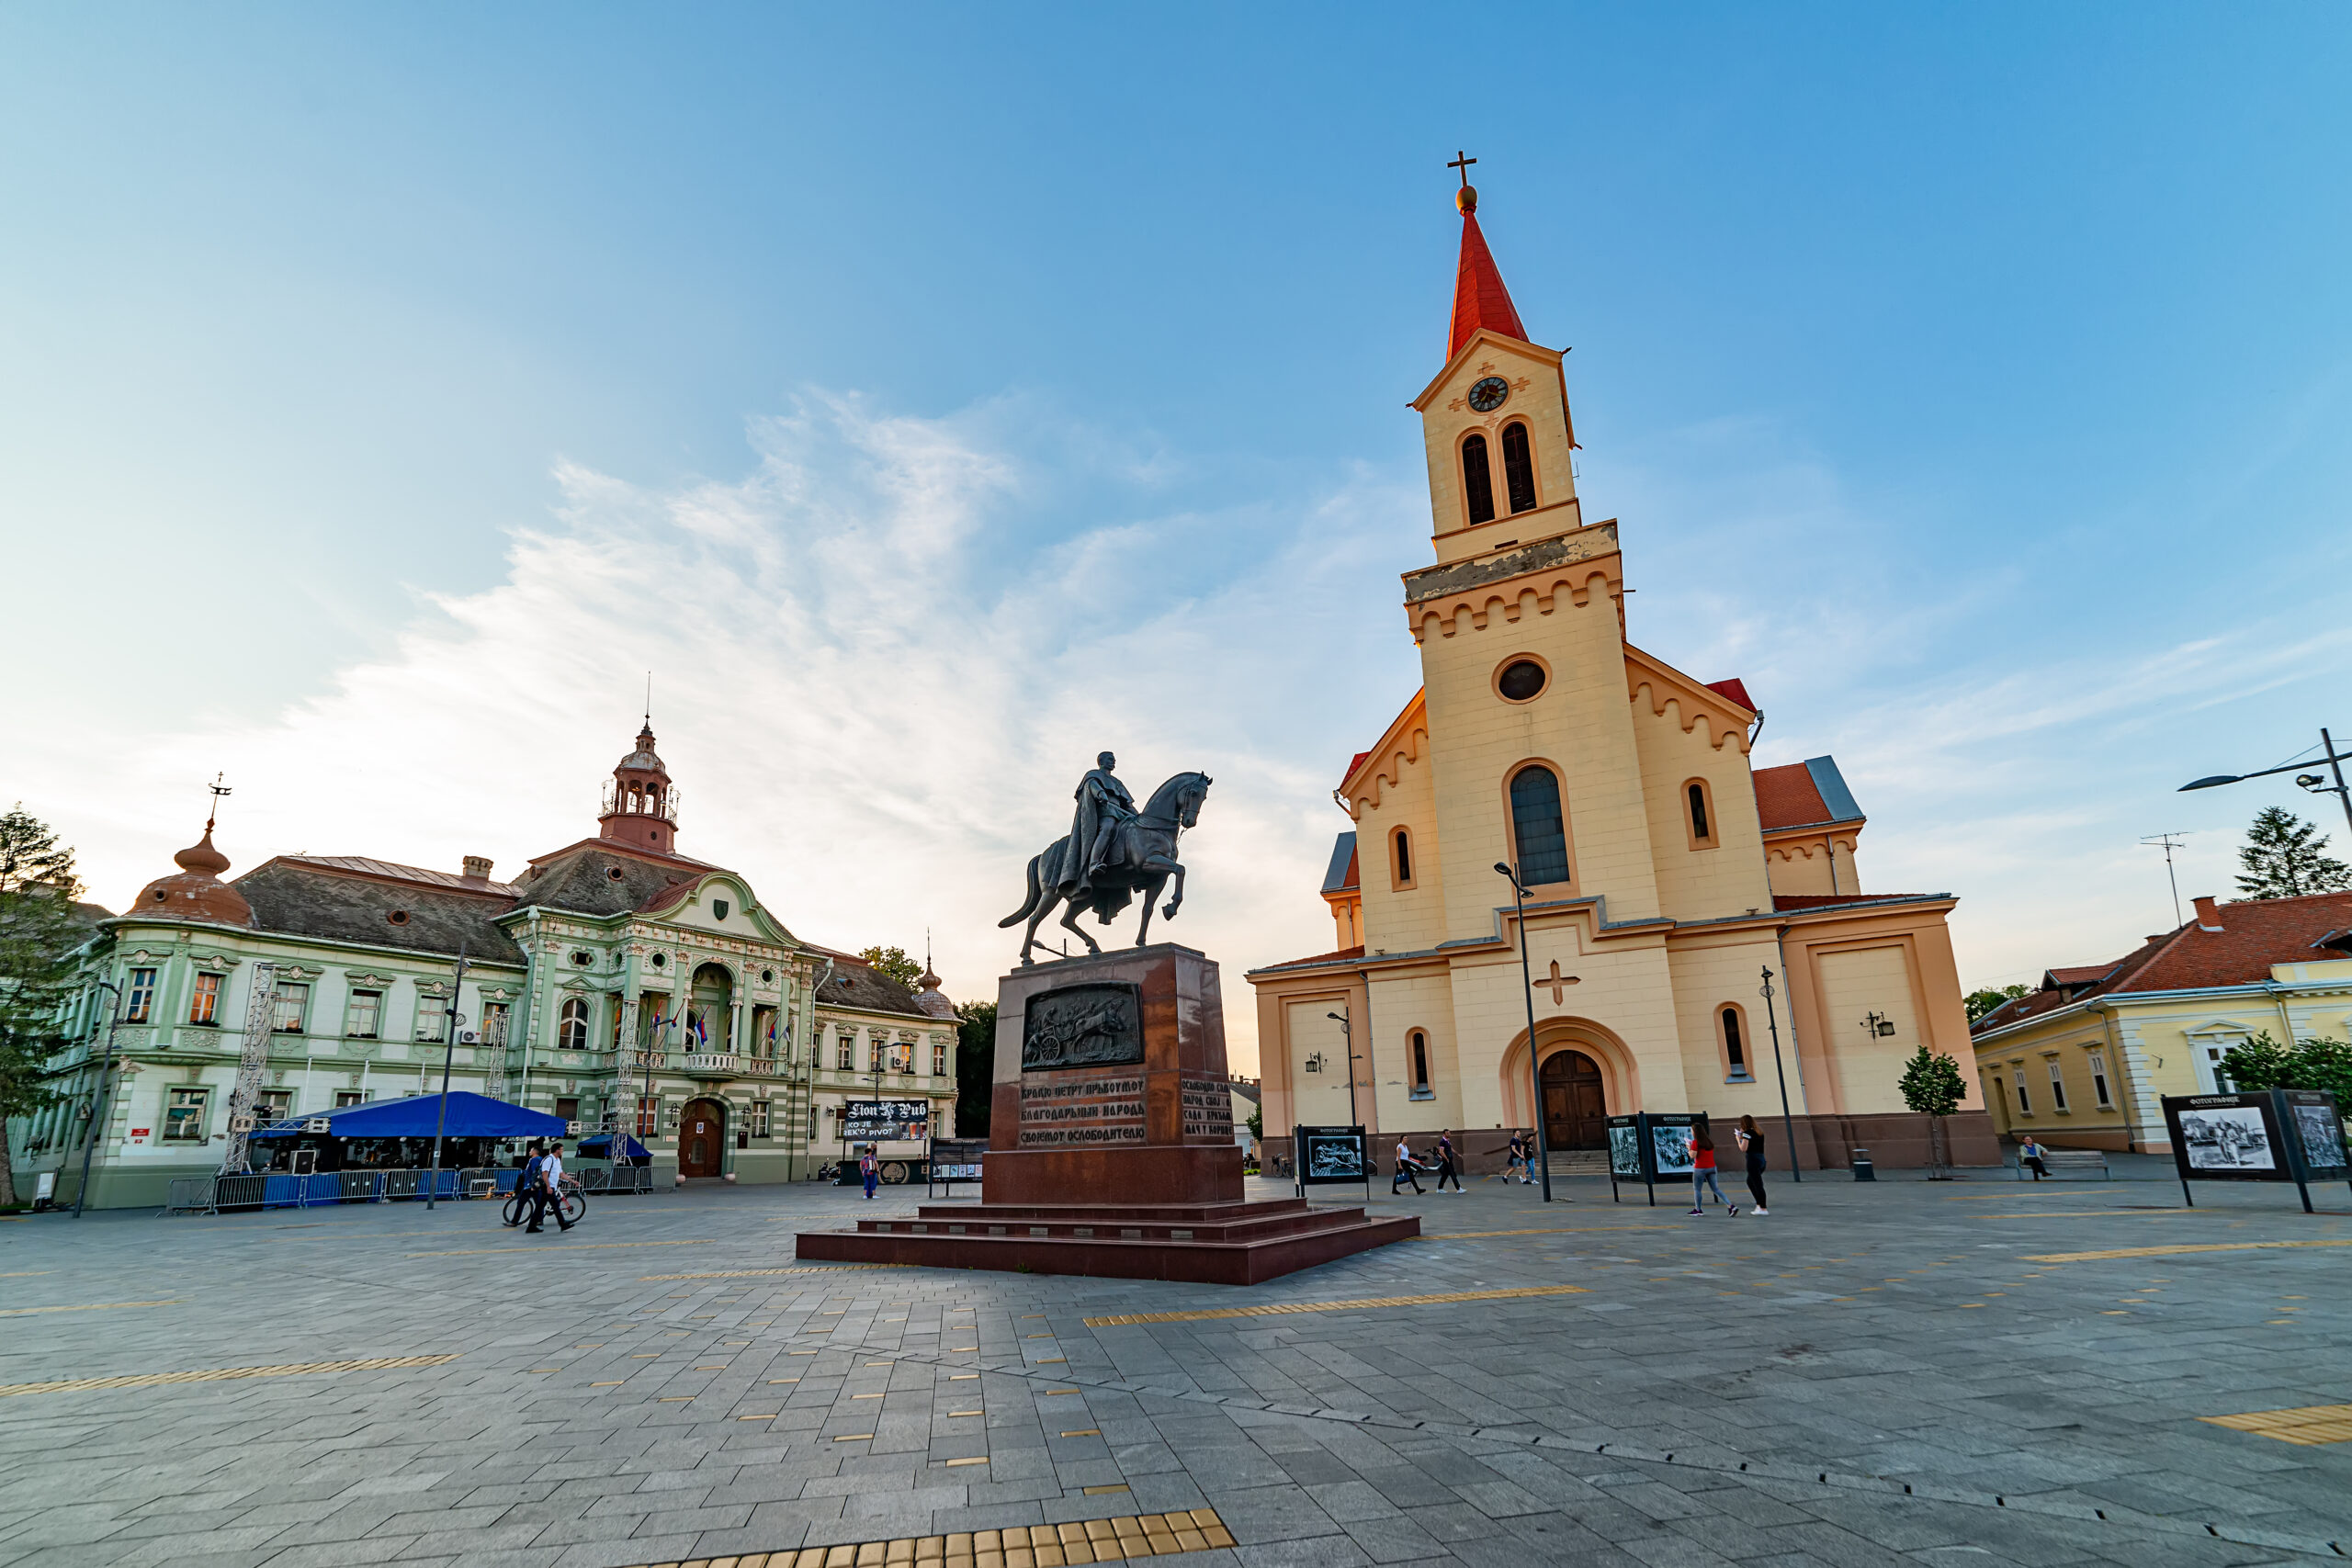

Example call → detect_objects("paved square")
3 1163 2348 1567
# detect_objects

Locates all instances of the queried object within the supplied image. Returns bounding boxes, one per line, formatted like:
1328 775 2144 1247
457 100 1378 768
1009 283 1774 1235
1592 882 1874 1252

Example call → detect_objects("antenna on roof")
2141 832 2192 930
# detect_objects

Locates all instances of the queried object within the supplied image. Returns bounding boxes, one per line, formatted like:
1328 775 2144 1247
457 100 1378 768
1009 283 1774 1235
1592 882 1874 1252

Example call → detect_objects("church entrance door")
1539 1051 1607 1150
679 1098 726 1178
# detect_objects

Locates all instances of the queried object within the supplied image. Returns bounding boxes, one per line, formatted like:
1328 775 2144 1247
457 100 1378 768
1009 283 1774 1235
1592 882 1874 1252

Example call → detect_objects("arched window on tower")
1684 778 1718 849
1409 1030 1432 1099
1717 1004 1753 1082
559 998 590 1052
1500 421 1536 513
1392 827 1414 887
1462 434 1497 525
1508 765 1570 886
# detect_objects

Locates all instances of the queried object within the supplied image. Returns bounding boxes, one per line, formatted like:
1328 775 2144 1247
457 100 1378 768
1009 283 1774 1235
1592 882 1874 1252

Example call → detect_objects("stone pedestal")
796 944 1416 1285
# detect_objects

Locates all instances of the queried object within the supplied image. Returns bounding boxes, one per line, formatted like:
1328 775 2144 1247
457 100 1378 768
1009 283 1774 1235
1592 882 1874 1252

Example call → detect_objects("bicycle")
502 1175 584 1229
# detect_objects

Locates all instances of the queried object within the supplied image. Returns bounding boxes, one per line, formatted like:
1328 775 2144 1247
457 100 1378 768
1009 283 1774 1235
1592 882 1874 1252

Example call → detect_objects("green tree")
2235 807 2351 900
953 999 996 1138
1897 1043 1968 1176
0 807 87 1209
1965 984 2030 1023
2216 1032 2352 1108
857 945 925 991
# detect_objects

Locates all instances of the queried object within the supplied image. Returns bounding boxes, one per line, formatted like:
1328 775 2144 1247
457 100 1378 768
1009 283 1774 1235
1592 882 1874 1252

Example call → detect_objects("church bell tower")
599 719 681 854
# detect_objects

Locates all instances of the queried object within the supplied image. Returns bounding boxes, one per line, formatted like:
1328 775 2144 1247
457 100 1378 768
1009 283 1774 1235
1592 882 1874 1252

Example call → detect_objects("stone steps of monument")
799 1207 1420 1287
875 1199 1357 1247
915 1199 1312 1224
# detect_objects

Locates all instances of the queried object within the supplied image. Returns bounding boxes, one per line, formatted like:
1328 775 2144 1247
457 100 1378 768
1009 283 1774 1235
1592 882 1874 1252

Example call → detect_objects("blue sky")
7 6 2351 1056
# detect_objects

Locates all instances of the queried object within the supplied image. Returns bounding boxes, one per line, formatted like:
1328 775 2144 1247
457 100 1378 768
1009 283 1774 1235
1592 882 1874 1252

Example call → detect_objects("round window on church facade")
1497 659 1548 703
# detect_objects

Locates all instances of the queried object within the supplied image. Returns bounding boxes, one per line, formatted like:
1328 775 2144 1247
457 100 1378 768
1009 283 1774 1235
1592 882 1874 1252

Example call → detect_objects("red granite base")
794 1197 1419 1286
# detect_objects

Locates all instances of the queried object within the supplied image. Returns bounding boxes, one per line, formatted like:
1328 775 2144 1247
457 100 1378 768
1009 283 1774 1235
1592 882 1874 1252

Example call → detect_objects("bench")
2016 1147 2109 1180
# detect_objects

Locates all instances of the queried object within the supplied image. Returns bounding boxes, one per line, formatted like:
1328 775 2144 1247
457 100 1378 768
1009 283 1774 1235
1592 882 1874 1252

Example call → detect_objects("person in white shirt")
528 1141 573 1232
1391 1136 1424 1195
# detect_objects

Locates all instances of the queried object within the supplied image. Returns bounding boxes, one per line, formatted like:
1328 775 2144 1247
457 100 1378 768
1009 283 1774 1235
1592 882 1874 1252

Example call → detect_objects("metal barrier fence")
162 1163 655 1214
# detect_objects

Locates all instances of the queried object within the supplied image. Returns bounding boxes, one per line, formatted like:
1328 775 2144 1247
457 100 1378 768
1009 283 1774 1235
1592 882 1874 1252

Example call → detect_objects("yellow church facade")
1246 182 1991 1171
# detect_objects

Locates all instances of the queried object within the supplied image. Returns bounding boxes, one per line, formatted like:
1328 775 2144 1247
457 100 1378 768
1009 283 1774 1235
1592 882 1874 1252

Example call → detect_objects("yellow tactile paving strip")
2201 1404 2352 1445
405 1239 718 1257
1084 1283 1586 1327
0 1299 180 1317
0 1354 459 1399
641 1265 915 1281
1419 1226 1683 1239
617 1508 1235 1567
2024 1239 2352 1264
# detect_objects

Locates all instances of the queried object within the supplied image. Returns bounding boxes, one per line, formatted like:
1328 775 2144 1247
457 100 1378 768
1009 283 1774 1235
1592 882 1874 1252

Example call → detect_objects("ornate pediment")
275 964 324 982
190 952 243 971
345 971 399 989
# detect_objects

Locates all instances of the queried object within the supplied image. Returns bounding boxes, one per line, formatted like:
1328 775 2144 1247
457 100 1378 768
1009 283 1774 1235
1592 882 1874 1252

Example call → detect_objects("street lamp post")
1494 863 1555 1202
1324 1010 1363 1129
424 944 469 1213
2181 728 2352 843
1757 966 1803 1184
72 979 126 1219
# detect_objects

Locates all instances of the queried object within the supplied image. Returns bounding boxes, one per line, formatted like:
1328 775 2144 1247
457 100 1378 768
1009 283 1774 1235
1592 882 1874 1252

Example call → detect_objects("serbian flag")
691 1013 708 1047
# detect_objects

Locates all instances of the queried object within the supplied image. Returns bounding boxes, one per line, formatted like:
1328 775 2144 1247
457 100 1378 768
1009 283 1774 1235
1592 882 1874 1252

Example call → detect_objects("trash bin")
1849 1147 1876 1181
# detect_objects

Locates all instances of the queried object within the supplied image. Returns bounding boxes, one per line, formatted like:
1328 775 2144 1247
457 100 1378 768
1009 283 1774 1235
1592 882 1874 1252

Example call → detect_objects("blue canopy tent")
254 1091 567 1141
577 1132 650 1162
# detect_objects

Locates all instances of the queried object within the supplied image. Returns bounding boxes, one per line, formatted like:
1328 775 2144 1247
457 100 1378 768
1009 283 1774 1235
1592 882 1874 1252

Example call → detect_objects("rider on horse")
1063 751 1137 896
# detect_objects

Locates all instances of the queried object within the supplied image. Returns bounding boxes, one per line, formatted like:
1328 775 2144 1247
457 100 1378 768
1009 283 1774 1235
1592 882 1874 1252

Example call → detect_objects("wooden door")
679 1098 725 1178
1540 1051 1608 1150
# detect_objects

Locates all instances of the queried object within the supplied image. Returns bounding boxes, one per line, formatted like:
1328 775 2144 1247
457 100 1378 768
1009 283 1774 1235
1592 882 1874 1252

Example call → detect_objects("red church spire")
1446 166 1528 359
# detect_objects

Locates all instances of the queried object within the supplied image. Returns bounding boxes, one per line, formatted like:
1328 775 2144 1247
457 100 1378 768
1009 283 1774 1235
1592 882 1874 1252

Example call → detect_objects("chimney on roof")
2192 895 2224 932
461 855 493 882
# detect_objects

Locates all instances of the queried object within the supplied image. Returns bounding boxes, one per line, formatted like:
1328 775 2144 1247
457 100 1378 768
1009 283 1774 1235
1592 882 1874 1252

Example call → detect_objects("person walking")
860 1146 879 1200
2018 1133 2052 1181
1392 1135 1424 1195
509 1140 544 1229
1731 1114 1769 1216
1505 1131 1527 1185
527 1140 573 1233
1434 1131 1463 1193
1688 1124 1730 1213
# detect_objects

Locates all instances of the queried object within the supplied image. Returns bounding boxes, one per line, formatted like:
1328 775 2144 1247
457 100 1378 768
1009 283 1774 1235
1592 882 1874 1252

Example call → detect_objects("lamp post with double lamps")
2180 727 2352 842
1493 862 1555 1202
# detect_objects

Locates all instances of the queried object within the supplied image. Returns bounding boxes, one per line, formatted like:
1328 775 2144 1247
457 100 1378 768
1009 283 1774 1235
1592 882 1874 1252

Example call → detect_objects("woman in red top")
1689 1125 1729 1214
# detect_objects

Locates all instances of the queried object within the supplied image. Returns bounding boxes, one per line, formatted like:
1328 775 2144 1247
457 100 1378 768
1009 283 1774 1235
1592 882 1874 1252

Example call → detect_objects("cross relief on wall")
1532 960 1580 1007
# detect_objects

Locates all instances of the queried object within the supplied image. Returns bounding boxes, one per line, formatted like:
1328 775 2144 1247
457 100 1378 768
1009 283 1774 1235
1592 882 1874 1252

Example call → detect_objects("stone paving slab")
0 1172 2347 1565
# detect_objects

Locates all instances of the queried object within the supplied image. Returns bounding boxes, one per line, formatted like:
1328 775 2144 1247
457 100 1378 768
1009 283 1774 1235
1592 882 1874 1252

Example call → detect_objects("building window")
415 995 447 1043
1393 828 1414 887
125 968 158 1023
2047 1059 2069 1112
256 1089 293 1125
481 1000 511 1046
1508 765 1571 886
2086 1050 2113 1109
808 1106 820 1143
334 1089 369 1109
750 1100 771 1139
1719 1005 1752 1081
1462 433 1497 525
1684 779 1718 849
2013 1065 2031 1115
635 1095 660 1138
838 1033 854 1070
933 1040 948 1077
187 973 223 1026
891 1040 913 1074
162 1087 209 1142
271 981 310 1034
345 989 382 1040
1500 420 1536 513
558 998 590 1052
554 1096 579 1125
1988 1074 2008 1115
1409 1030 1432 1100
2207 1044 2234 1092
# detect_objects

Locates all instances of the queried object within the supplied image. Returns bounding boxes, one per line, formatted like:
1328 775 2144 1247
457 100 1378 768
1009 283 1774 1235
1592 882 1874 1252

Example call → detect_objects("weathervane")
204 773 232 835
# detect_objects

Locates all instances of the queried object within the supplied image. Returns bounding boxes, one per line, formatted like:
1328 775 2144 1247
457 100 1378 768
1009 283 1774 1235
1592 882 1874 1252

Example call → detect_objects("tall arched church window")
1462 434 1497 525
1684 778 1718 848
559 998 589 1051
1410 1030 1432 1098
1509 765 1570 885
1393 827 1413 887
1720 1005 1749 1077
1500 421 1536 513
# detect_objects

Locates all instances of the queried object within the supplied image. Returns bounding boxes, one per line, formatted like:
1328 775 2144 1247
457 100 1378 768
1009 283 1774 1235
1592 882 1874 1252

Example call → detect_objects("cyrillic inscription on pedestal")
1018 1073 1146 1147
1182 1076 1235 1143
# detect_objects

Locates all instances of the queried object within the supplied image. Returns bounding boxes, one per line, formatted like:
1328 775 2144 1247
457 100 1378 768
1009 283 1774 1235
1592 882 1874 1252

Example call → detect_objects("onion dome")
915 966 956 1020
132 825 254 927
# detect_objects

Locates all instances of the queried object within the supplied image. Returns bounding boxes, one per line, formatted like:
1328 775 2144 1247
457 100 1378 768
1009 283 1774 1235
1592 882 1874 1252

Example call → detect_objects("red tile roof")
1251 945 1366 974
1702 677 1757 714
1773 894 1940 911
1449 209 1528 358
1343 750 1370 788
2043 964 2117 987
1754 763 1832 832
1973 890 2352 1034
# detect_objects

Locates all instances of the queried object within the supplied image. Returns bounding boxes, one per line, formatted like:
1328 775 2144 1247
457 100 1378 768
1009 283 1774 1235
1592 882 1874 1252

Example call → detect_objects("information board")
2163 1089 2350 1213
1605 1111 1710 1204
1295 1125 1370 1195
926 1137 985 1197
842 1099 931 1142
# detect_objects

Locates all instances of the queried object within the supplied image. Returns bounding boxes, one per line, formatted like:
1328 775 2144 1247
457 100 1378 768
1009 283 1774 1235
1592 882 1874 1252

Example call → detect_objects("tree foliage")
2217 1031 2352 1108
2235 807 2352 900
1964 984 2030 1023
1896 1044 1967 1119
953 999 996 1137
856 945 925 991
1 807 88 1207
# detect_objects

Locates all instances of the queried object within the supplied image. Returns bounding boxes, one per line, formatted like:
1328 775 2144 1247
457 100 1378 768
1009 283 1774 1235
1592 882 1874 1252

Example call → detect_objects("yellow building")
1970 891 2352 1154
1246 181 1988 1171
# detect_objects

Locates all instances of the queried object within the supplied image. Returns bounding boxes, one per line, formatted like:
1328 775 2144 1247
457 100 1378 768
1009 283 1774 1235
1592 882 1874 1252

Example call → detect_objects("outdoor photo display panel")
2287 1090 2347 1172
2164 1093 2285 1180
1295 1125 1368 1185
1607 1116 1644 1179
1649 1112 1706 1177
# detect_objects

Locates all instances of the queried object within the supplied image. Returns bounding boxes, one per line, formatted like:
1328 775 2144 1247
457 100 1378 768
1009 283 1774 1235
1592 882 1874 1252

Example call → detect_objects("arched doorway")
679 1097 726 1178
1540 1050 1608 1150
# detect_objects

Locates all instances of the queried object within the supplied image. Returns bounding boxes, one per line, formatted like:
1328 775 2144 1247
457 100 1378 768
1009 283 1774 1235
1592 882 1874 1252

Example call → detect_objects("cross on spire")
1532 959 1579 1007
1447 150 1477 187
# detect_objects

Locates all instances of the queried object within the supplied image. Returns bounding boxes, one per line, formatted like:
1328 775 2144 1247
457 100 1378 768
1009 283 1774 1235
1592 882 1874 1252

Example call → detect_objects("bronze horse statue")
1001 771 1212 964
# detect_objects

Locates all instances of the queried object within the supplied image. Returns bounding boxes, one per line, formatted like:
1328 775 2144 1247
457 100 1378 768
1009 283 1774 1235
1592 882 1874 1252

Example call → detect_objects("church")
22 722 961 1208
1245 177 1991 1171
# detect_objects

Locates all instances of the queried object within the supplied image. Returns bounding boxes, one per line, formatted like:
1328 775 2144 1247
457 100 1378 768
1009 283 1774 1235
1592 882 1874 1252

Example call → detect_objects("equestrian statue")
1001 751 1213 965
